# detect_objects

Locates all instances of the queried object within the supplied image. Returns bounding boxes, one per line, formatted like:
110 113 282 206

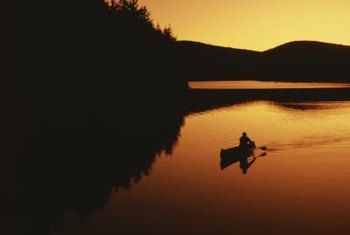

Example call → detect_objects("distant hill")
176 40 350 82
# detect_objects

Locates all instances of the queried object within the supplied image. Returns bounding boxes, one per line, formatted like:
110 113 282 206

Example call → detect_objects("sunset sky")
139 0 350 51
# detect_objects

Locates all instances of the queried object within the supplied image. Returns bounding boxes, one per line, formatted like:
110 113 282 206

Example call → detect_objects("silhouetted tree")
18 1 189 234
162 25 176 41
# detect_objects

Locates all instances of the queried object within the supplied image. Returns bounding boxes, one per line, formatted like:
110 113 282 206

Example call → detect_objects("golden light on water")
189 81 350 89
52 98 350 234
90 101 350 235
140 0 350 51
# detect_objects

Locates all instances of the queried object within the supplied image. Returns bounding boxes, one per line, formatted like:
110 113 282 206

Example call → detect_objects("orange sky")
139 0 350 51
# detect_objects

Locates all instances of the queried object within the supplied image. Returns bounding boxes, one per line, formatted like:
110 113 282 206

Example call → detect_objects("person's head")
242 132 247 137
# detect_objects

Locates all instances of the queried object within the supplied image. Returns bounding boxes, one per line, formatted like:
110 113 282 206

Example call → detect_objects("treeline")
22 0 189 130
176 40 350 82
16 3 189 233
25 0 185 83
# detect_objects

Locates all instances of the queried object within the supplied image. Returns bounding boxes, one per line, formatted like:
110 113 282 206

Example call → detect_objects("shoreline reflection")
10 92 350 235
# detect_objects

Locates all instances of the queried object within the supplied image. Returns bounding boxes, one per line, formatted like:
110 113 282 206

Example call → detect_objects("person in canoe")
239 132 255 149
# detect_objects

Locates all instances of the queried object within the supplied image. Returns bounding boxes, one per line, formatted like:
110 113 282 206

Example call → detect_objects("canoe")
220 146 255 169
220 146 255 159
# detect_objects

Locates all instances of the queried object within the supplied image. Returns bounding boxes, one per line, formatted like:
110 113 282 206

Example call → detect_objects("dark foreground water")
50 100 350 235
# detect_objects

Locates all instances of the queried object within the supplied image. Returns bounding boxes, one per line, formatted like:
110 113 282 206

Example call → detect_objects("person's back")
239 132 253 149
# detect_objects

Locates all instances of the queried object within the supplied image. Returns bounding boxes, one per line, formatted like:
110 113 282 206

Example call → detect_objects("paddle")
250 151 267 160
258 146 267 151
251 141 267 151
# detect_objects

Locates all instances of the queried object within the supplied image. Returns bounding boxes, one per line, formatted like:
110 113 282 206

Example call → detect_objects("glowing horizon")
139 0 350 51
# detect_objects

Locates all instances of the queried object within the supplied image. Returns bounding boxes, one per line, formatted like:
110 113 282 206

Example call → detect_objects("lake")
189 80 350 89
51 97 350 235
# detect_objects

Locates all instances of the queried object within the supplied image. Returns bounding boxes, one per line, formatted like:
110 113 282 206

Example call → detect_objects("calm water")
189 80 350 89
52 100 350 235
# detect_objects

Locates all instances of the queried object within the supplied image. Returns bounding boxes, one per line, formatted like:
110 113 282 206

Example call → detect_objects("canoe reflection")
220 146 267 174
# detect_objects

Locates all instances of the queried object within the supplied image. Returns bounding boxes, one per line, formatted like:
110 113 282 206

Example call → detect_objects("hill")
176 41 260 80
176 40 350 82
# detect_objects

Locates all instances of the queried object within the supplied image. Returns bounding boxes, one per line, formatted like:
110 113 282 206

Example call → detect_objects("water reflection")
189 81 350 89
274 101 347 111
17 105 185 235
99 99 350 235
9 90 350 235
220 147 267 174
239 155 257 174
187 87 350 114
